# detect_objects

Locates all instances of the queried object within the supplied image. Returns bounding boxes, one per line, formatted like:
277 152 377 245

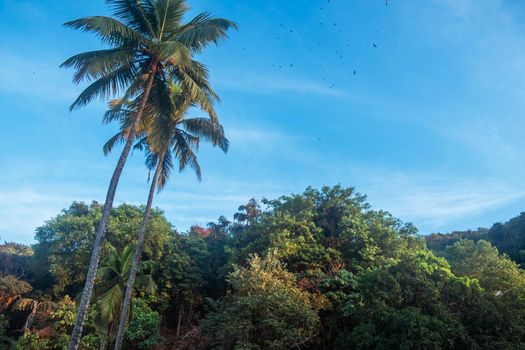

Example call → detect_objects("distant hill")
426 212 525 265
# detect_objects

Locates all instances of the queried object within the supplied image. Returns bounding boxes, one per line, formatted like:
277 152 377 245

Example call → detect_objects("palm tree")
109 83 228 349
94 244 156 350
61 2 236 348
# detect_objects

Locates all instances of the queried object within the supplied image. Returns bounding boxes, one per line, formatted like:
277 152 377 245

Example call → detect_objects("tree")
10 185 525 348
487 212 525 265
425 228 488 253
443 240 525 347
61 1 237 347
444 239 525 295
0 314 11 348
113 82 228 349
32 202 172 295
124 299 162 349
204 251 322 350
336 250 478 349
94 244 156 349
0 275 32 312
226 186 420 275
11 296 78 350
154 229 215 338
0 242 32 278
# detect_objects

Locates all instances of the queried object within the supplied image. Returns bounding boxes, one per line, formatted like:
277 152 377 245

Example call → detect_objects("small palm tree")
61 1 236 348
94 244 155 350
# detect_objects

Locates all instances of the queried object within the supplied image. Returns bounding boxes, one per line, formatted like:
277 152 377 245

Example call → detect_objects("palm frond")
154 0 187 39
96 266 120 281
103 131 126 155
172 131 201 181
181 118 229 152
153 40 191 67
175 13 238 52
121 244 136 276
106 0 157 37
140 260 156 273
135 274 157 295
102 105 133 125
96 284 124 323
61 48 136 84
64 16 145 46
156 150 174 191
148 72 174 117
69 64 137 111
144 147 159 171
133 136 149 152
176 68 217 121
177 60 219 103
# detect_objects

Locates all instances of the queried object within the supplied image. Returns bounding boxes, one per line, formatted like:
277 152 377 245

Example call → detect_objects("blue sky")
2 0 525 244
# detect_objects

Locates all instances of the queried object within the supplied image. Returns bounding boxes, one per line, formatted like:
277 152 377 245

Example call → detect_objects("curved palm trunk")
113 152 165 350
68 64 159 350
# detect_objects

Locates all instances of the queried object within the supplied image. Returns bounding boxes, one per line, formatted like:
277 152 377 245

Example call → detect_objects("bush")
125 299 163 349
204 252 321 350
13 333 49 350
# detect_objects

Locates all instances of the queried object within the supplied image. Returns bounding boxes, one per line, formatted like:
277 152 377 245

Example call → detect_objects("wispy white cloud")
437 119 525 175
214 71 372 103
0 188 87 243
3 159 524 244
425 0 525 98
356 168 525 233
396 0 525 177
225 125 299 153
432 0 477 17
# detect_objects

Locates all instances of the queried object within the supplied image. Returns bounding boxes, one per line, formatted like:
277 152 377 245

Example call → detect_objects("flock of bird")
256 1 388 93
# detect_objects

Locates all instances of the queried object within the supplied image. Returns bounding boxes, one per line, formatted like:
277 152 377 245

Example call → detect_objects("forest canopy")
2 185 525 349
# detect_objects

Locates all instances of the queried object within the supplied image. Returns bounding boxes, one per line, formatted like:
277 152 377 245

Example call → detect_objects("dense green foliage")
32 202 172 294
3 186 525 349
427 212 525 266
203 252 322 349
125 299 162 349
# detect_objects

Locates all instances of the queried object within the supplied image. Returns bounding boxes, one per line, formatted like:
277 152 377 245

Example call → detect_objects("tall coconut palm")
109 84 228 349
61 2 236 348
94 244 156 350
